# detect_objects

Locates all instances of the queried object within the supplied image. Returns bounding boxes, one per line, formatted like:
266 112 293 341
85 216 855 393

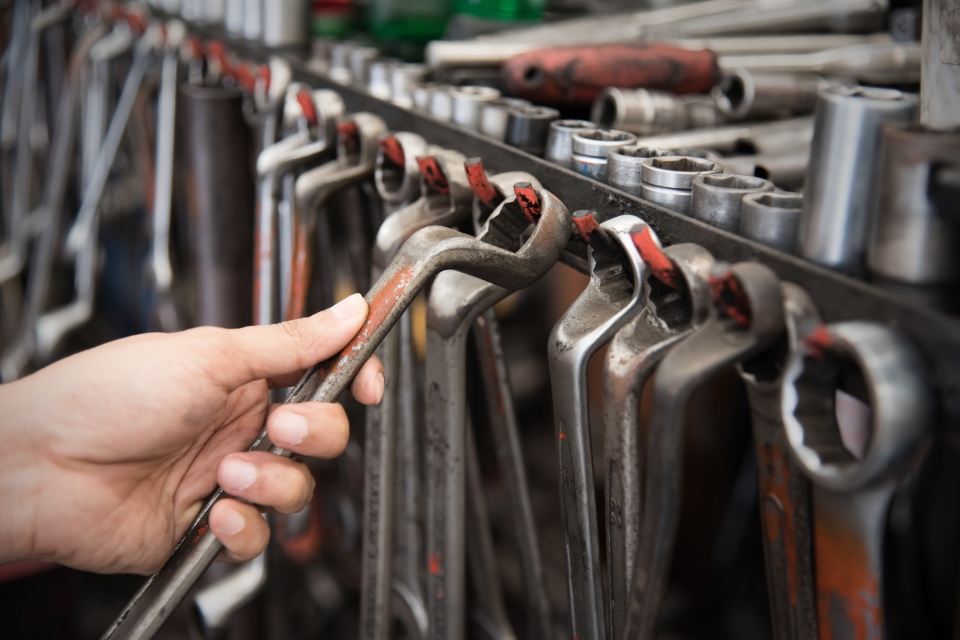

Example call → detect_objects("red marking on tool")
115 6 147 34
337 121 360 151
464 158 501 208
709 270 751 326
756 443 801 608
258 64 271 93
572 212 601 243
416 156 450 195
379 136 405 167
286 214 311 321
236 64 257 93
186 37 205 62
559 432 567 440
429 553 442 575
513 182 541 223
297 90 318 127
805 325 833 360
632 227 682 290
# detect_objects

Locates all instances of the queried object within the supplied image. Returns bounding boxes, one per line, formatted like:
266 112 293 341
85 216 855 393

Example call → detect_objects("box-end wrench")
737 283 820 640
361 148 474 640
254 86 344 325
36 25 161 362
623 261 785 640
0 0 31 233
603 237 716 640
375 131 428 217
286 113 386 321
549 211 654 640
100 188 582 640
241 56 292 153
782 322 935 639
465 159 553 640
426 180 571 640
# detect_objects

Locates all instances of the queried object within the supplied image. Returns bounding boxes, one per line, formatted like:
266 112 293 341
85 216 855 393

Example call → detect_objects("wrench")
0 0 31 235
286 113 386 322
253 86 344 325
782 322 935 639
623 261 785 640
102 171 574 640
425 179 571 640
37 24 160 362
242 56 292 153
737 283 821 640
0 25 107 381
549 211 654 640
361 147 474 640
603 238 716 640
146 22 185 333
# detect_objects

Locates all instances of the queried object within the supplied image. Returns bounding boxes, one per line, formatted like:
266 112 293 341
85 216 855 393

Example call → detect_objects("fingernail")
376 372 385 405
220 459 257 492
218 508 246 536
273 411 308 446
330 293 367 322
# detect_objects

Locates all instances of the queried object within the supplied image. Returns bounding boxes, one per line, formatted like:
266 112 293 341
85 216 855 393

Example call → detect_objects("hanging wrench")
146 21 185 333
253 86 344 326
0 24 108 381
602 237 715 640
624 261 785 640
0 0 31 233
782 322 935 639
361 146 474 640
286 113 386 322
36 24 160 361
425 179 571 640
102 171 574 640
244 56 292 153
549 210 656 640
737 283 821 640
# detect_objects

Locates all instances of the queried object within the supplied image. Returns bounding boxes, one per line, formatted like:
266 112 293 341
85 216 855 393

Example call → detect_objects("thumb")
210 294 369 390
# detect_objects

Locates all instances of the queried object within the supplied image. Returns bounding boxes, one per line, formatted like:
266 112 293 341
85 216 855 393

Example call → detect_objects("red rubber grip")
464 158 500 208
502 44 719 107
572 212 601 243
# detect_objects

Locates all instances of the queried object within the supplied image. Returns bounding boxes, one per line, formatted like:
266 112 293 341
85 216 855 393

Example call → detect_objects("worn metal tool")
571 129 637 182
0 25 107 381
603 237 715 640
624 261 785 640
361 147 474 640
479 98 531 142
37 24 158 361
451 86 501 131
505 106 561 156
100 162 589 640
634 117 813 157
591 87 720 136
544 119 595 169
712 69 833 121
287 113 386 320
607 145 716 196
426 178 571 640
638 156 723 214
782 322 934 638
739 192 804 254
254 86 344 325
690 173 774 234
549 212 653 640
737 283 821 640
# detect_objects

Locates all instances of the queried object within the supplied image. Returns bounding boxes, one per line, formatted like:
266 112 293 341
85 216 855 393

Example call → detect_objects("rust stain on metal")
757 443 801 607
416 156 450 195
709 270 751 326
631 227 682 290
286 215 311 321
379 136 405 167
464 158 500 208
513 182 541 223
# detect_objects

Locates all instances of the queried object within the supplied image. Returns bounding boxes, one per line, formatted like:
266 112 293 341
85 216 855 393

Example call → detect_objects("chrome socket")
639 156 723 214
691 173 774 233
713 69 833 120
607 145 715 195
479 97 530 142
262 0 308 48
505 106 560 155
348 46 379 89
592 87 720 135
390 63 427 109
545 119 596 169
739 191 803 253
571 129 637 181
428 85 456 121
368 58 401 101
451 86 501 131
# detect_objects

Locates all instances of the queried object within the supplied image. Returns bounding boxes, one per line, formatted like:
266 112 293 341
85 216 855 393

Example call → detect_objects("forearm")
0 378 43 565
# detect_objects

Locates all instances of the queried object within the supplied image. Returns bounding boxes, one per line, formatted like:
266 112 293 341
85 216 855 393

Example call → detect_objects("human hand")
0 294 383 575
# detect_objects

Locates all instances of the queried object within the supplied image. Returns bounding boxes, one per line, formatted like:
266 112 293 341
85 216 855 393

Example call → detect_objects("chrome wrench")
623 261 785 640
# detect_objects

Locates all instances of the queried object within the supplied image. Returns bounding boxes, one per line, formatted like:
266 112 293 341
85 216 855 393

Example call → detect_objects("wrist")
0 378 44 564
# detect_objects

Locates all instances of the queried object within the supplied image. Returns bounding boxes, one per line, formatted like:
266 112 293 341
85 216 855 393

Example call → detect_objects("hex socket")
429 86 456 121
505 106 560 155
607 144 714 195
571 129 637 181
479 97 530 141
592 87 720 135
714 68 826 120
451 86 501 131
368 58 401 100
641 156 722 189
391 64 427 109
691 173 774 232
545 119 596 168
740 191 803 253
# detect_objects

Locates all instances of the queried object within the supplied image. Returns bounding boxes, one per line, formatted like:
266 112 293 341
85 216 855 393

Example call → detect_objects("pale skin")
0 293 383 575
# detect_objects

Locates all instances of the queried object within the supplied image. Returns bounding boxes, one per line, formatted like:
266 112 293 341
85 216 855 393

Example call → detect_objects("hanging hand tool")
549 211 654 640
603 236 715 640
425 178 571 640
782 322 935 639
360 146 473 640
0 0 32 245
501 44 718 108
623 261 785 640
737 283 821 640
37 22 158 362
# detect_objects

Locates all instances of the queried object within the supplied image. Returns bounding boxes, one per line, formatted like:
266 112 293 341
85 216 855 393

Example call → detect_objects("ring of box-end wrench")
102 163 572 640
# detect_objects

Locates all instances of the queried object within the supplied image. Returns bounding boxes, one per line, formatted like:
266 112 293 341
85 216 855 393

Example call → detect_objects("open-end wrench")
737 283 820 640
782 322 935 639
0 24 107 381
253 86 344 326
602 238 715 640
549 211 654 640
425 179 571 640
36 24 161 362
286 113 386 321
623 261 785 640
146 21 185 333
102 171 573 640
361 147 474 640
